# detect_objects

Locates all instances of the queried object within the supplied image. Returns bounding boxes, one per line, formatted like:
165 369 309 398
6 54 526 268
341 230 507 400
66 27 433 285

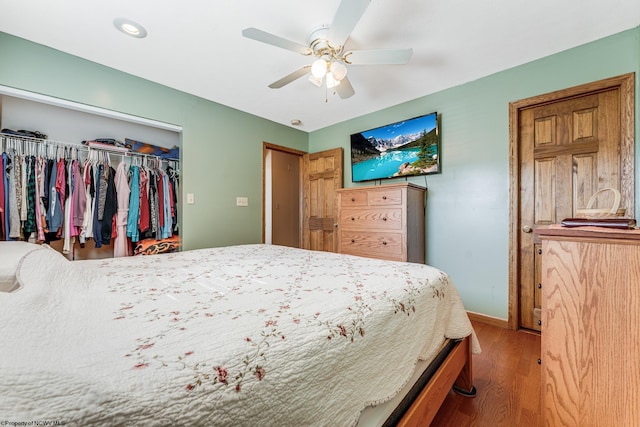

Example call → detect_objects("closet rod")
0 132 179 165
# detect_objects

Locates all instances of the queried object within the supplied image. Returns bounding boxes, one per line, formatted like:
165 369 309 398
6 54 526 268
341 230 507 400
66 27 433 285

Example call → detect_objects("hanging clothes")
41 159 51 217
169 161 179 234
92 164 104 248
126 165 140 243
148 169 159 240
101 165 117 245
156 170 165 238
71 159 86 230
58 157 79 248
1 153 7 238
79 160 94 246
138 167 150 234
96 161 108 222
19 155 27 224
55 158 66 230
167 165 179 233
2 134 179 257
113 161 130 257
160 170 172 239
8 153 21 238
46 158 63 236
34 157 46 242
22 156 37 237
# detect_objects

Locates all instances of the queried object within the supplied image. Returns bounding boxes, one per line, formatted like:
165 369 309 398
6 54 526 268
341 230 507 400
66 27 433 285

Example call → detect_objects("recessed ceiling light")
114 18 147 39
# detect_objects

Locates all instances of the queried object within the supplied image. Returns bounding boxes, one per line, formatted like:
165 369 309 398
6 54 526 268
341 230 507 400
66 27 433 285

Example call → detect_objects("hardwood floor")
430 321 542 426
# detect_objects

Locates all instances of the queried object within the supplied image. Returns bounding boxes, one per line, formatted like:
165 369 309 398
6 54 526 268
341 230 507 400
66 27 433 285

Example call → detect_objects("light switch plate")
236 197 249 207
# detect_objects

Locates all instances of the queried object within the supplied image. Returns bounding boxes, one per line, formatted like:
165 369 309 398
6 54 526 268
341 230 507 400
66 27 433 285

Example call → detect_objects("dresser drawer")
339 191 368 206
340 231 403 261
367 188 403 206
339 208 403 230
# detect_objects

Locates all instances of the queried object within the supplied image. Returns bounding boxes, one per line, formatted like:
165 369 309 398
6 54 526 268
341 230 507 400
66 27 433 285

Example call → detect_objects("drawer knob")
538 320 542 326
351 197 355 202
537 283 542 289
382 241 387 245
351 239 355 243
537 248 542 255
382 196 387 200
351 217 355 221
382 217 387 221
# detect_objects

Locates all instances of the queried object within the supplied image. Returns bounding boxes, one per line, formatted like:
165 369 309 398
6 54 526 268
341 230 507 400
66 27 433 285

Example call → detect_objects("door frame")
507 73 635 330
262 142 306 246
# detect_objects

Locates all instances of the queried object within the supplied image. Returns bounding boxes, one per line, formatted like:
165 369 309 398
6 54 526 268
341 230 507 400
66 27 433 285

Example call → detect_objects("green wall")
309 27 640 319
0 32 308 251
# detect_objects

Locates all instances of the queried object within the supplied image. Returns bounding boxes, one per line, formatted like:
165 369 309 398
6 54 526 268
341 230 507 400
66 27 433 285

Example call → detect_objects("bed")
0 242 480 426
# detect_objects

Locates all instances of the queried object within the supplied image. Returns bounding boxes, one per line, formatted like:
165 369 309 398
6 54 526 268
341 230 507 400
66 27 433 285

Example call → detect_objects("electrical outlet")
236 197 249 207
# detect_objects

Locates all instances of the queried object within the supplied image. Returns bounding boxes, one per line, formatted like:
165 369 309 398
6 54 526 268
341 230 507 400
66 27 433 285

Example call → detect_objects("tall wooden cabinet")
336 183 425 263
537 227 640 426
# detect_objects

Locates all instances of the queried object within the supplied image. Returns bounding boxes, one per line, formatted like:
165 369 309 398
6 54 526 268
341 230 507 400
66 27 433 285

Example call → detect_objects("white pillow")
0 241 46 292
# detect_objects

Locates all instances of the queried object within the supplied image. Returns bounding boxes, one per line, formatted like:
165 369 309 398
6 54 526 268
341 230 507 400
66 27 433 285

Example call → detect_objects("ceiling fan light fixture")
326 72 340 88
243 0 413 101
329 61 347 81
311 59 328 78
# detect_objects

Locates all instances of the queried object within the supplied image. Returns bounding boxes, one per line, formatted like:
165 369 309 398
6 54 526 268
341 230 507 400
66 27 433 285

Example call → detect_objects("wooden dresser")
537 226 640 426
336 183 425 263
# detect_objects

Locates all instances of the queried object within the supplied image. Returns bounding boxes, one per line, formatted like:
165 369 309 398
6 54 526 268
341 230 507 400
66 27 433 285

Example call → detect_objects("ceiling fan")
242 0 413 99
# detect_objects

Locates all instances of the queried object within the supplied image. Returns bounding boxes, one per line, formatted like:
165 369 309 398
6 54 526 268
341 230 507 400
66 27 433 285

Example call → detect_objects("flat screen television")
350 112 440 182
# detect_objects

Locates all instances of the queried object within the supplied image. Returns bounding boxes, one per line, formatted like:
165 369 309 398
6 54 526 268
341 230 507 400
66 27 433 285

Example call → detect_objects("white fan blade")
328 0 371 50
242 27 312 56
268 66 311 88
336 76 355 99
344 48 413 65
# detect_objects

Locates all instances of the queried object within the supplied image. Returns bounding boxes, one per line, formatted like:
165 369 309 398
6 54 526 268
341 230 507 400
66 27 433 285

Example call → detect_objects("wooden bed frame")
397 335 475 426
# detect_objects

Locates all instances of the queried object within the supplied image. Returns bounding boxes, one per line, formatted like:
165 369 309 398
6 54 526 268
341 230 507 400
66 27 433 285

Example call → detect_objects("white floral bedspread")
0 244 479 427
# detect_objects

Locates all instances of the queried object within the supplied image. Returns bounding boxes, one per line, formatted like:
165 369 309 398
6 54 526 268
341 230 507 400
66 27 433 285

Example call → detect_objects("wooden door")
302 148 343 252
509 73 635 331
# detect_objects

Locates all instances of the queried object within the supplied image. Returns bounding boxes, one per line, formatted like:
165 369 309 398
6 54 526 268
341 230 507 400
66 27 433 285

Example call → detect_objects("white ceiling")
1 0 638 132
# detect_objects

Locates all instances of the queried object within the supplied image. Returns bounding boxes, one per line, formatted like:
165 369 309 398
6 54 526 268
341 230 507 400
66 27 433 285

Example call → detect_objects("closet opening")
0 85 183 260
262 142 304 248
